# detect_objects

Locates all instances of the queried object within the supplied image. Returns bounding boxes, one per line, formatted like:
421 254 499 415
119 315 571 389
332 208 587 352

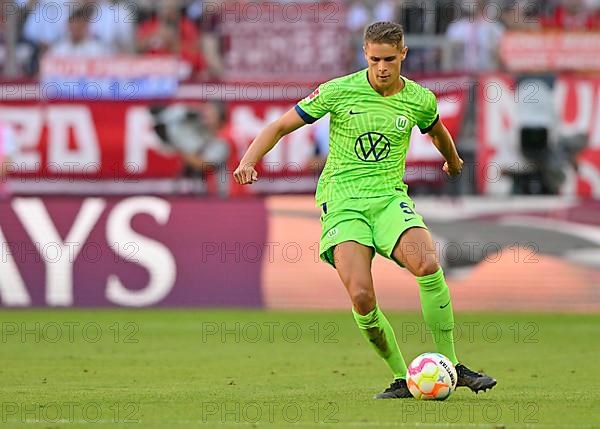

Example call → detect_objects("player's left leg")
391 227 457 364
372 194 496 393
392 227 497 393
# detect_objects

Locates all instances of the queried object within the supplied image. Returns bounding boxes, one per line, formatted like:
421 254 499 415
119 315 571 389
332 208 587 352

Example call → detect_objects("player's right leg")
332 241 411 399
319 200 411 398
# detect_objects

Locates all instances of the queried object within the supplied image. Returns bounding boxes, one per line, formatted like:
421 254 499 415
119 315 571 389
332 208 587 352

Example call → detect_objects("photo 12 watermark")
1 401 140 424
201 401 338 424
200 321 339 344
399 401 539 425
0 321 139 344
398 321 539 344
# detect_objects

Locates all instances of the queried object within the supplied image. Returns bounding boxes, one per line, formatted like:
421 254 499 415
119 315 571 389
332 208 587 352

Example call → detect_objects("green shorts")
319 192 428 268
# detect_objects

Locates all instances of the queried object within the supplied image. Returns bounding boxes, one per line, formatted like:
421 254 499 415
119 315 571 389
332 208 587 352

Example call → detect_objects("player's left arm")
427 120 464 177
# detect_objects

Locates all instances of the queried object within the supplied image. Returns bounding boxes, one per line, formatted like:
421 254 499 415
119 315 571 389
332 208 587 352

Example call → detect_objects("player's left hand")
443 158 463 177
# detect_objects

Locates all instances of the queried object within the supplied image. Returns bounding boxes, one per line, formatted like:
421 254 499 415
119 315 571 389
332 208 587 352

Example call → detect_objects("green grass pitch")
1 310 599 428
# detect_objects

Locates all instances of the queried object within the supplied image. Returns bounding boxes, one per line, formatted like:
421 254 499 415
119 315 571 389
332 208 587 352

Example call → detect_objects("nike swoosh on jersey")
349 109 367 115
440 301 451 309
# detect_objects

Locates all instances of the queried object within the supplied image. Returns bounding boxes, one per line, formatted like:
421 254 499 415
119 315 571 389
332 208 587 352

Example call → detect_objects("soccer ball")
407 353 457 400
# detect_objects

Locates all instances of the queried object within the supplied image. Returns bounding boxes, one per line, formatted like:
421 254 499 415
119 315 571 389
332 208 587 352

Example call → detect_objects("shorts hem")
320 239 375 269
380 224 429 267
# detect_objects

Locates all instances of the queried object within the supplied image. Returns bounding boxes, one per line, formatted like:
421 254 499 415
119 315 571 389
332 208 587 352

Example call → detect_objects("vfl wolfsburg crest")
354 132 391 162
396 115 409 131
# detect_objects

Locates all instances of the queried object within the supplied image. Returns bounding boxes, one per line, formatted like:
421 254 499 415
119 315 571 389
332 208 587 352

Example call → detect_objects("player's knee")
348 284 376 315
413 258 440 278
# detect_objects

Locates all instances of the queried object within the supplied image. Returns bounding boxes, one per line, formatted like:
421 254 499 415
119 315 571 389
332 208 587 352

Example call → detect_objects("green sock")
352 304 407 380
416 268 459 365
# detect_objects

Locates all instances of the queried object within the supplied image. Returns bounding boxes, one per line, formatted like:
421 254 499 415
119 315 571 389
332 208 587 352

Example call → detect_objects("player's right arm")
233 108 307 185
234 81 335 185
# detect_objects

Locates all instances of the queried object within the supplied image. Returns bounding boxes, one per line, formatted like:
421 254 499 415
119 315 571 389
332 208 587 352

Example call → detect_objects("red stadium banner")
0 100 182 179
477 74 600 197
0 81 468 194
500 32 600 72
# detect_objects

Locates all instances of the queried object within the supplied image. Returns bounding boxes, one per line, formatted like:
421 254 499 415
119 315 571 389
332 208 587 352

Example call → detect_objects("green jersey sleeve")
295 82 336 124
416 88 440 134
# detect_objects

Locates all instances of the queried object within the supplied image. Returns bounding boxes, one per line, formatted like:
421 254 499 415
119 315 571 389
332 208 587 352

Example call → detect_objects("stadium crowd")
1 0 225 78
1 0 599 78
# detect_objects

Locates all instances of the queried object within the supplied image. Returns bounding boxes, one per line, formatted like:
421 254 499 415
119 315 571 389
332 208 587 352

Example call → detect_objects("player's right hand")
442 158 464 177
233 164 258 185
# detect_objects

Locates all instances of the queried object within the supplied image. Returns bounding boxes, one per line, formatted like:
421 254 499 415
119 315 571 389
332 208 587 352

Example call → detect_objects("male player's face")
364 42 407 89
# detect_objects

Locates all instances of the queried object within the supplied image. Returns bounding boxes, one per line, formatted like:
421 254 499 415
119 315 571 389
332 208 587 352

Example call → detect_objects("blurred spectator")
1 1 13 75
0 1 7 73
346 0 370 70
19 0 71 48
150 102 231 196
187 0 225 77
541 0 600 29
2 1 35 77
88 0 135 53
198 101 235 195
347 0 370 31
137 0 206 79
374 0 396 22
17 0 132 74
346 0 396 69
501 0 542 29
446 0 505 72
50 7 112 56
16 0 69 73
397 0 426 33
19 0 134 48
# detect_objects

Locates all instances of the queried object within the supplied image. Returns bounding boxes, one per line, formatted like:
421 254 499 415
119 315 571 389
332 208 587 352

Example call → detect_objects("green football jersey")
296 69 439 205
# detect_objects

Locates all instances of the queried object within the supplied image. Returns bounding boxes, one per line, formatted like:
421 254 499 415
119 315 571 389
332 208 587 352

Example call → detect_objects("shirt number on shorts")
400 202 415 216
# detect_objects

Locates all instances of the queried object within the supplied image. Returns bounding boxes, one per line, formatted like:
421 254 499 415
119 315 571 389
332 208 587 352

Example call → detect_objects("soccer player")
233 22 496 398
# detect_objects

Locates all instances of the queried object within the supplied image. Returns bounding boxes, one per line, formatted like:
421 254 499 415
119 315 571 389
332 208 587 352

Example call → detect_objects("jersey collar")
364 69 407 98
